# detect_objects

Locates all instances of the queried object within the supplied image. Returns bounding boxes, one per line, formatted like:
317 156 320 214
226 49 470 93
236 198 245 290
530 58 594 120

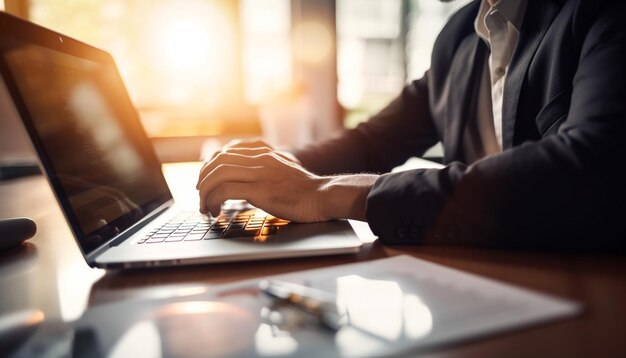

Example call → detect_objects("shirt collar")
474 0 527 41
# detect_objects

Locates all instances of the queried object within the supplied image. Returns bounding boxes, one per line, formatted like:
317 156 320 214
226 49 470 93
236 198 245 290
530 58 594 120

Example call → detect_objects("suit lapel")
502 0 560 149
445 36 486 163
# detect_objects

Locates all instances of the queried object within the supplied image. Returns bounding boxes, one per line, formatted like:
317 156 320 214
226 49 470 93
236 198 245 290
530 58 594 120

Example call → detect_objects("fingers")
225 147 298 165
203 146 273 178
198 164 264 214
202 182 261 217
224 138 272 150
222 146 273 157
195 138 301 216
198 152 255 189
196 151 286 189
196 141 274 187
207 141 271 162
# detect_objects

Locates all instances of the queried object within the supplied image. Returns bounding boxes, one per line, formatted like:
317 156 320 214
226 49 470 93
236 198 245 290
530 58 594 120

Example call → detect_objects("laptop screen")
0 23 173 256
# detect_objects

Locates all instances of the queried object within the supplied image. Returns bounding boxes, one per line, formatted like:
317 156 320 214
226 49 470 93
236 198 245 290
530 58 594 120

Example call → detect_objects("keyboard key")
184 233 205 241
223 229 243 238
165 236 184 242
242 228 260 237
203 232 222 240
260 226 278 236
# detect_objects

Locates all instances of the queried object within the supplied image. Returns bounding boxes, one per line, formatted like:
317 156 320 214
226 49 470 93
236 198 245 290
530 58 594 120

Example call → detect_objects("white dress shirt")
466 0 527 159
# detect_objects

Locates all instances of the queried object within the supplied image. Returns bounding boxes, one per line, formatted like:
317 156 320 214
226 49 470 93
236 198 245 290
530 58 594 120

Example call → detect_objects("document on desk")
73 255 581 358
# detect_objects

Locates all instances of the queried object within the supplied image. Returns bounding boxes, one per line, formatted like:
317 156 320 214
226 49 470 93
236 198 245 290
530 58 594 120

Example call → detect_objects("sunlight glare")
293 21 332 64
140 0 236 106
147 1 230 86
159 21 213 72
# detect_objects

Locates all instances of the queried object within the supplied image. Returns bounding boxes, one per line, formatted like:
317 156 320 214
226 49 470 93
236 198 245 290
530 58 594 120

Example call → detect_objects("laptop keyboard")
136 210 289 244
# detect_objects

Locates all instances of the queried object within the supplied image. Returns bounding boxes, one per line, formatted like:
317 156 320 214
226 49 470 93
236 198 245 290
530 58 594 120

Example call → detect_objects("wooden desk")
1 163 625 357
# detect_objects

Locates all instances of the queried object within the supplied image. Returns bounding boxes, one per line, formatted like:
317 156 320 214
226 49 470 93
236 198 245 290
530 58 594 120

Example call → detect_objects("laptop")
0 12 362 269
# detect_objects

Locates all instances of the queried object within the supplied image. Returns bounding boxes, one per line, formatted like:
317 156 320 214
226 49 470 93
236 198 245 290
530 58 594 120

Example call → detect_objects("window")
27 0 293 137
337 0 471 128
14 0 471 140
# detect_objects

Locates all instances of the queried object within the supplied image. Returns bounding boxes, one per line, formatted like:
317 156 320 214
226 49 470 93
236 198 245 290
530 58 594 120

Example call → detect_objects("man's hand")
196 141 378 222
203 138 301 166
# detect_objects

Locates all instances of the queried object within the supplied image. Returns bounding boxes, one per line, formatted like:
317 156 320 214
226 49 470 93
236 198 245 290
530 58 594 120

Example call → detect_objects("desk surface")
1 162 625 357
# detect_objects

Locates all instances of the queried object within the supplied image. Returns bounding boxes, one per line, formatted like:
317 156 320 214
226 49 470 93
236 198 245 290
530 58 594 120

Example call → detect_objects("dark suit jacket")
294 0 626 248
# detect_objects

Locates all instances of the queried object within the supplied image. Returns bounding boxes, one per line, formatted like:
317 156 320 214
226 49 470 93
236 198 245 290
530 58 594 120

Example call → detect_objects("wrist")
318 174 379 221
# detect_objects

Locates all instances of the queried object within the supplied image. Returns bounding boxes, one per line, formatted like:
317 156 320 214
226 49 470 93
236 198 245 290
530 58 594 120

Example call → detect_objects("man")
197 0 626 248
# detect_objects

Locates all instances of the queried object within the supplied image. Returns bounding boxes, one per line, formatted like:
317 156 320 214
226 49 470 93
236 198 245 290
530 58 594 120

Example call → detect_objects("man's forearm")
318 174 379 221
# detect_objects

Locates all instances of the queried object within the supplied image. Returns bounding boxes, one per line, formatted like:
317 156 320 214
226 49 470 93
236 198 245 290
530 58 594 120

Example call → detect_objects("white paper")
75 255 581 358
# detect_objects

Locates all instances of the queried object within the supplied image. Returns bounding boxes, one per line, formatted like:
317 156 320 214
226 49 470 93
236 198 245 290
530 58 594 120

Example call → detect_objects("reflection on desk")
70 256 580 358
1 162 626 357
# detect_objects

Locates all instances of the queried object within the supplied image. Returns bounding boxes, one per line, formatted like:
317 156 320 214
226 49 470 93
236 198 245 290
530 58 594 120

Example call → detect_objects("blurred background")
1 0 469 163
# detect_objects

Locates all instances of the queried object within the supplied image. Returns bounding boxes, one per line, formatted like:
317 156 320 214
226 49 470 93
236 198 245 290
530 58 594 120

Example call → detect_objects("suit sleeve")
293 76 440 175
366 2 626 248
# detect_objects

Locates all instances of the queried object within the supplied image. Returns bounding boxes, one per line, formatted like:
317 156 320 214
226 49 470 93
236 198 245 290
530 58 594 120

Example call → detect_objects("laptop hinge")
84 200 174 264
108 204 172 247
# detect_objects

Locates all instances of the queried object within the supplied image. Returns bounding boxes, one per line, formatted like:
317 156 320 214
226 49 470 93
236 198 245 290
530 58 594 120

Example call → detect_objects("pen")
258 280 348 330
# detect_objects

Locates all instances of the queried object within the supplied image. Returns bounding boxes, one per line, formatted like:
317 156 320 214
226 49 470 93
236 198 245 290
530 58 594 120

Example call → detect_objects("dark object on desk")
259 279 348 331
0 163 40 181
0 217 37 251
